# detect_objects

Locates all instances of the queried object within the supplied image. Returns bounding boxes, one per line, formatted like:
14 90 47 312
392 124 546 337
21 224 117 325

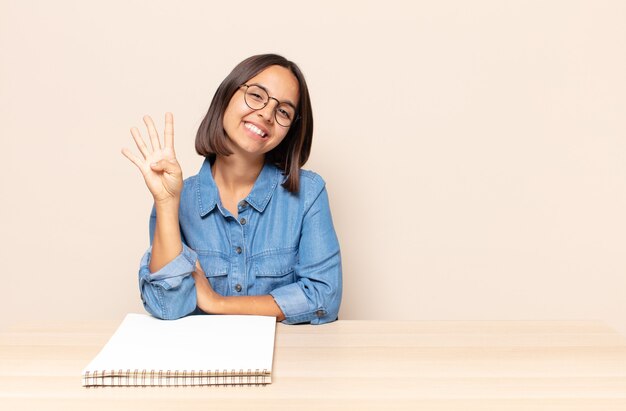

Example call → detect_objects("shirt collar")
196 157 282 217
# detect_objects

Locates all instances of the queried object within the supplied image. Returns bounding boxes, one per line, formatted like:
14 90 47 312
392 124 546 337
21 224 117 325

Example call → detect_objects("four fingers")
122 113 180 200
124 112 175 163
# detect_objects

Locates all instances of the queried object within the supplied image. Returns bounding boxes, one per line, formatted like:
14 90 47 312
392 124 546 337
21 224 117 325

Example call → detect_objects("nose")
257 98 279 123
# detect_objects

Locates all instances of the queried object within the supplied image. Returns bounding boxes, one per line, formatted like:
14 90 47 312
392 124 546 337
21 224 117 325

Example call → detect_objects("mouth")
244 122 268 139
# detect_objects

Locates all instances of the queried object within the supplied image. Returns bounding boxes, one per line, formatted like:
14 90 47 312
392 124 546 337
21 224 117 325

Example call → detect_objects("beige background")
1 1 625 334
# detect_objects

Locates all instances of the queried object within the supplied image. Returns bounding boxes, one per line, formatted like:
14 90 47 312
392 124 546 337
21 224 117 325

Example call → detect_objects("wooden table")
1 318 625 410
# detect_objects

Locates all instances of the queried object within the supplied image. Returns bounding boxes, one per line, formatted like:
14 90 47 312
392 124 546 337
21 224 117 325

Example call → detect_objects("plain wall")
1 0 625 334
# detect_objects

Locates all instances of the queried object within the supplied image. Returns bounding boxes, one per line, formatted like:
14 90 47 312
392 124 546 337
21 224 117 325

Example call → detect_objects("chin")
233 143 269 159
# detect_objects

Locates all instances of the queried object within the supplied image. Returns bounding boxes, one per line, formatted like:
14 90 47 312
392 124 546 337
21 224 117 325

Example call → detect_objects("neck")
212 154 264 195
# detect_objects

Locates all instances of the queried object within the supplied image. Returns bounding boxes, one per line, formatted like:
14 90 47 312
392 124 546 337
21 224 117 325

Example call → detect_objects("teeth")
245 122 267 137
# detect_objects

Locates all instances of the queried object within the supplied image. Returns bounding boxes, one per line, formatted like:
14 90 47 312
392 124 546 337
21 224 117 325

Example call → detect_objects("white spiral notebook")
82 313 276 387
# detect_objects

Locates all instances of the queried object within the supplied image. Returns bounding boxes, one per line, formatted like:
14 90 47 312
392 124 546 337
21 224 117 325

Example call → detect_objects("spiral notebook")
82 313 276 387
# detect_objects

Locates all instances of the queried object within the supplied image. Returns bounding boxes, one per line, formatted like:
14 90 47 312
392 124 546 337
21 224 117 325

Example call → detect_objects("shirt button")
240 217 247 225
234 284 242 292
238 201 248 209
315 310 326 317
235 246 242 254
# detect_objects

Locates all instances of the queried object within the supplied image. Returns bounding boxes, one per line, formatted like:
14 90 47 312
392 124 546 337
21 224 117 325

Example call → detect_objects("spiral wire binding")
83 368 270 387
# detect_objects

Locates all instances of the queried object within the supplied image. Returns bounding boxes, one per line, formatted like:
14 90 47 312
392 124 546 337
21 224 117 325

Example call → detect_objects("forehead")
246 65 299 103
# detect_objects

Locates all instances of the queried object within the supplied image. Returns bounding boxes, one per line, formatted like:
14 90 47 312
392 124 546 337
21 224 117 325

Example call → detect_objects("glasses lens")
244 85 268 110
275 104 296 127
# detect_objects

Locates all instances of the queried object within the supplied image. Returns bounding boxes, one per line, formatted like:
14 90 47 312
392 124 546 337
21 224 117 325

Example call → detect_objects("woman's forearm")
149 200 183 273
191 271 285 321
211 295 285 321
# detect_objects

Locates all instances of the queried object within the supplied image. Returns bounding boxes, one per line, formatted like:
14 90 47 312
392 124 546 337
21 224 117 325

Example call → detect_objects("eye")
249 92 264 102
277 107 293 120
245 85 268 103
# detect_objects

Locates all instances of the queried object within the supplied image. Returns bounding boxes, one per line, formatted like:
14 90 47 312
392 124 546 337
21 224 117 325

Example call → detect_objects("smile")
244 122 268 138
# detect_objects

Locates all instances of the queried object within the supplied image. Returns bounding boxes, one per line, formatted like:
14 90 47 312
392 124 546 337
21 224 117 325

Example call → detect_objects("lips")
244 122 268 138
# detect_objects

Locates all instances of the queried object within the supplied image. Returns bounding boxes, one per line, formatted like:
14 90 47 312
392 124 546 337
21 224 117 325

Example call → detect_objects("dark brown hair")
195 54 313 193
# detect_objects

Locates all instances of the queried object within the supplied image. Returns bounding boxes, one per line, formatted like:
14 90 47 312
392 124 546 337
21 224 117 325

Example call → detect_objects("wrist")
193 272 224 314
206 293 225 314
154 198 180 214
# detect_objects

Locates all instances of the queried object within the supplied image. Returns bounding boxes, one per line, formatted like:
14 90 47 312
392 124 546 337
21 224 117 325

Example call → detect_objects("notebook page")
82 314 276 373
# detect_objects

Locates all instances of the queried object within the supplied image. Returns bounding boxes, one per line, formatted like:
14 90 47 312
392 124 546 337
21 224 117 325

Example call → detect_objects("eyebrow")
249 83 297 109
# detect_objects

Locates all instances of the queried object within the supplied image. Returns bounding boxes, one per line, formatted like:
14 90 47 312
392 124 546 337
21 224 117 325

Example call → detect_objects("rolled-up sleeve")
270 181 342 324
138 243 198 320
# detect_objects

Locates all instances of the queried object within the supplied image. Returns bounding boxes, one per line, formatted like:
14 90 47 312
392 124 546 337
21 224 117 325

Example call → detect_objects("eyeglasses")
241 84 298 127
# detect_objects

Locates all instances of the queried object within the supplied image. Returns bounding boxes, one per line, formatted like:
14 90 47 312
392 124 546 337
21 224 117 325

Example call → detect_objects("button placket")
232 204 248 296
229 211 245 295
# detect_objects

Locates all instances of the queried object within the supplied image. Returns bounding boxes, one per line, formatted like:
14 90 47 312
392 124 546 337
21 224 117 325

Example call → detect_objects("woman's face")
223 65 300 160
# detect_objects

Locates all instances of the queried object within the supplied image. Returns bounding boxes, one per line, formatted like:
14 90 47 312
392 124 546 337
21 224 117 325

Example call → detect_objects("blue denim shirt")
138 158 342 324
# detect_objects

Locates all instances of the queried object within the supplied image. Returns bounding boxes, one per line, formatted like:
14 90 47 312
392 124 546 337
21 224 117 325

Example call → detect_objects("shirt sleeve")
137 206 198 320
270 181 343 325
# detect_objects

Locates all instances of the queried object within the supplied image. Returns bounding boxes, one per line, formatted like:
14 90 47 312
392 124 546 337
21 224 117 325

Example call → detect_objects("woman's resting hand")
191 260 221 313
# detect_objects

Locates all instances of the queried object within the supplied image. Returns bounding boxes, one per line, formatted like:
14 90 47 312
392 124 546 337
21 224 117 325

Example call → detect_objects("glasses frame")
240 84 300 127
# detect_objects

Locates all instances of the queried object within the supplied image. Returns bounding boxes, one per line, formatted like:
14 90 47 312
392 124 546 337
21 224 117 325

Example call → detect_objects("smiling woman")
121 54 342 324
220 66 299 163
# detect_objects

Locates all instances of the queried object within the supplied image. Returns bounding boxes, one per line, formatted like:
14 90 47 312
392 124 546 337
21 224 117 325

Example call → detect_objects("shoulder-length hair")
195 54 313 193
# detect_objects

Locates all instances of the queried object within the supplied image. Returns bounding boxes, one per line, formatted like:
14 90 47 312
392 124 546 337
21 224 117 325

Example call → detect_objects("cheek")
223 95 249 124
223 108 245 137
223 103 238 125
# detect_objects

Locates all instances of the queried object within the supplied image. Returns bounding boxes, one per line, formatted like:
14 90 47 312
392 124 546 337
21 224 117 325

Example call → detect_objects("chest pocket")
250 250 297 295
198 253 230 296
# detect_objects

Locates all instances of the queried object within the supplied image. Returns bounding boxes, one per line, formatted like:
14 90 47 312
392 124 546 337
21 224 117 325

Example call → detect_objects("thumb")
150 158 180 174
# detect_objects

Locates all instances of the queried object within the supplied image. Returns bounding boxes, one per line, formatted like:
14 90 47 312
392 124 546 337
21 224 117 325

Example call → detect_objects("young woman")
122 54 342 324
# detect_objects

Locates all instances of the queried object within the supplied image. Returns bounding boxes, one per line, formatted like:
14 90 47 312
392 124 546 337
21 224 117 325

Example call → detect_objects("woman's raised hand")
122 113 183 205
